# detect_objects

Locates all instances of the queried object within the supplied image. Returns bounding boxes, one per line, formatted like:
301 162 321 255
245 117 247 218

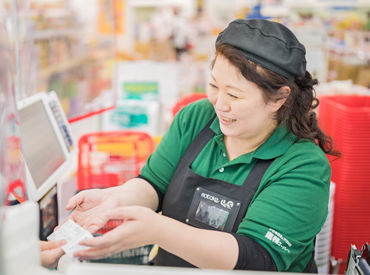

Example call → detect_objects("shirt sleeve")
140 99 214 194
139 110 186 194
236 141 331 272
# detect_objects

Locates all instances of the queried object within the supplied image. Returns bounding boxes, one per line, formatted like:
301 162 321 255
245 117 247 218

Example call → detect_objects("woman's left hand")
74 206 161 260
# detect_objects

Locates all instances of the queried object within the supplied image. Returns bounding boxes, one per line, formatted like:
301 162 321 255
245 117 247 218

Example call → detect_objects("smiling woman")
65 19 339 273
212 42 338 158
207 55 287 158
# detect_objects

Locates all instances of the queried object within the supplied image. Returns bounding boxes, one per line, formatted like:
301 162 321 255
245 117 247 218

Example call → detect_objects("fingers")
79 225 129 248
72 207 152 261
40 240 66 269
75 229 130 260
66 192 85 210
44 247 65 258
41 247 65 269
82 212 110 233
79 234 112 248
59 208 109 233
74 246 115 260
40 240 66 251
81 220 104 234
75 235 117 260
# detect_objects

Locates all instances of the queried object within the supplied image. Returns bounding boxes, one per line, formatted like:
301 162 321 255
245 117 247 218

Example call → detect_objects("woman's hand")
74 206 161 260
73 205 239 269
65 189 120 233
40 240 66 269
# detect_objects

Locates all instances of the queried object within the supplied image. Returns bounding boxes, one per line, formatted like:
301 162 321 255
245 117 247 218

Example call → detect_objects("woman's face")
207 55 279 141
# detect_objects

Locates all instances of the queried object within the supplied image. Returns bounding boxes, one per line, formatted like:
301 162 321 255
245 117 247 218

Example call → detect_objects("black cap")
216 19 306 80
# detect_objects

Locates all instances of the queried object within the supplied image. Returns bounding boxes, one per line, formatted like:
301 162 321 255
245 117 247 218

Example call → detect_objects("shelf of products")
18 0 116 121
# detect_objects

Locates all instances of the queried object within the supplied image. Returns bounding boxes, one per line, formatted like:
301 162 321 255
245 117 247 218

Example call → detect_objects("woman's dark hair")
213 43 340 157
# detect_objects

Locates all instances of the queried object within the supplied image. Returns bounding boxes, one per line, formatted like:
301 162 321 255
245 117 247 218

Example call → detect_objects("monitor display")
18 100 66 188
17 92 72 202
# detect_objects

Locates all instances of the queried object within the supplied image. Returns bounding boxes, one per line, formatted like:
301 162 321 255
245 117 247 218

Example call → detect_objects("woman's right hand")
65 188 119 233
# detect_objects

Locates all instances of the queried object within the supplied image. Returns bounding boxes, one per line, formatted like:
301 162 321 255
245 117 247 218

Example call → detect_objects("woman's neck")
224 122 278 160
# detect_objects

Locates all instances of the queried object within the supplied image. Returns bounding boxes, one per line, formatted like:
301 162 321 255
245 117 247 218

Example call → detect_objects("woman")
66 19 337 272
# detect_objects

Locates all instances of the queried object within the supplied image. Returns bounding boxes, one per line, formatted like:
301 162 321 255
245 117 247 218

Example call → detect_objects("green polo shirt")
140 99 331 272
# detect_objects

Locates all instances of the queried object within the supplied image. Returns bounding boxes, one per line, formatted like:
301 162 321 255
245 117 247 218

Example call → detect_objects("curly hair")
213 43 340 157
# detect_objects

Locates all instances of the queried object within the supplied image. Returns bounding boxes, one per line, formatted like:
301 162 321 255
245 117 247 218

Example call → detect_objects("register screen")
19 100 65 188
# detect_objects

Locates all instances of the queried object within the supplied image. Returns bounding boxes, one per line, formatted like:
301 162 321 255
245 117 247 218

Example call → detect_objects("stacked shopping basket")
318 94 370 273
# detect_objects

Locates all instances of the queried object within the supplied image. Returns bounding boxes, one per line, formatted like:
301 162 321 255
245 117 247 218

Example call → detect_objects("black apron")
155 117 317 272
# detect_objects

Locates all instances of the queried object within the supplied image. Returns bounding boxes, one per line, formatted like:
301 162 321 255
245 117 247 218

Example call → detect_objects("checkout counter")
2 202 276 275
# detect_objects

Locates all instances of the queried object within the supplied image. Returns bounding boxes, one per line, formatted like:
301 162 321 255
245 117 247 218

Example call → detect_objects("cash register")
17 91 74 240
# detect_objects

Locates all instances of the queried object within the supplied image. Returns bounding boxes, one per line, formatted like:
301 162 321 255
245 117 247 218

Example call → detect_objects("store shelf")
19 7 71 19
129 0 184 8
39 56 88 79
286 0 370 8
29 7 71 18
89 49 115 61
33 29 80 40
39 47 114 79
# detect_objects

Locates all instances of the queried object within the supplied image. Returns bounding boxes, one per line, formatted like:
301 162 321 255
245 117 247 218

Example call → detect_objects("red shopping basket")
318 94 370 274
77 131 154 191
77 131 154 234
171 93 207 118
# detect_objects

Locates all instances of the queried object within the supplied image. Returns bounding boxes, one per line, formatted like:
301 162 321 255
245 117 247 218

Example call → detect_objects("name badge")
185 187 241 232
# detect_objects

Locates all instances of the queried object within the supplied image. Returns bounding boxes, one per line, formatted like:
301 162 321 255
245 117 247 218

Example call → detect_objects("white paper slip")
47 219 94 257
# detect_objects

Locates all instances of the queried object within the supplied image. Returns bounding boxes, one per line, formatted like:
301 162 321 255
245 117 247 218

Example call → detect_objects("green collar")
210 117 296 164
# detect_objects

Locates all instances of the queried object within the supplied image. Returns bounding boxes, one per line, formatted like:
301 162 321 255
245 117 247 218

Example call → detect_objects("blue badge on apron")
186 187 241 232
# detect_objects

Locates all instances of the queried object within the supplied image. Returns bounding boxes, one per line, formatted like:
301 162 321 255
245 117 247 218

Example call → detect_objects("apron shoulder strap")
241 159 274 188
232 158 275 232
178 116 216 166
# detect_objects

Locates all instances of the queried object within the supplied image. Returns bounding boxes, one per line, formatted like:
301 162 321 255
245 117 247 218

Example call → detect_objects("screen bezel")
17 92 71 202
